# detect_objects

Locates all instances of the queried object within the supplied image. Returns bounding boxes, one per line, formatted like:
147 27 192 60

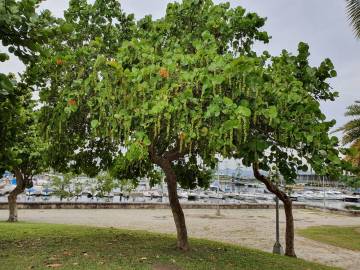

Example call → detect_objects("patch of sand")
0 208 359 269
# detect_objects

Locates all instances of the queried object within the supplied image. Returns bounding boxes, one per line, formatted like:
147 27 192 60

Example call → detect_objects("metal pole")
273 196 284 255
323 175 326 208
216 172 221 216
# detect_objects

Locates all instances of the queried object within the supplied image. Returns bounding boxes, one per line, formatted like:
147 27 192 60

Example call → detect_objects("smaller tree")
233 43 346 257
7 108 48 222
95 172 115 200
51 173 78 201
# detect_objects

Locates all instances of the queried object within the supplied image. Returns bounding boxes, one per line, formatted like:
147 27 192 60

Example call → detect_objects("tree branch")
252 162 288 202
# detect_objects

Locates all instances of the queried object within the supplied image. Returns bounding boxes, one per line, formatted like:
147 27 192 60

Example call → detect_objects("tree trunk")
149 148 189 251
283 197 296 257
161 159 190 251
8 168 26 222
253 163 296 257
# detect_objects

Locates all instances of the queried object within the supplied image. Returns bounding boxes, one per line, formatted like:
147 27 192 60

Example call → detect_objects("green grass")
345 205 360 211
0 223 338 270
298 226 360 251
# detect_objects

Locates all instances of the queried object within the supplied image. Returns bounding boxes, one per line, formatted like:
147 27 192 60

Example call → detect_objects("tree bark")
252 163 296 257
283 196 296 257
8 168 27 222
149 149 190 251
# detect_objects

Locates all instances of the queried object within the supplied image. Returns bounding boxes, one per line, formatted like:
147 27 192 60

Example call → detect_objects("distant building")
295 172 342 187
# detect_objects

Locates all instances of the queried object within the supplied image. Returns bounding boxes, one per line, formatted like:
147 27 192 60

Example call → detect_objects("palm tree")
338 101 360 145
346 140 360 167
345 0 360 38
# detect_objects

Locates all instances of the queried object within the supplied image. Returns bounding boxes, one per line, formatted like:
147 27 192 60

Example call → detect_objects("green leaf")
306 135 313 143
200 127 208 136
106 60 121 69
91 119 99 129
0 53 9 62
267 106 278 119
0 75 14 91
150 100 167 114
236 106 251 117
223 97 233 107
60 23 74 34
205 103 221 118
223 119 239 131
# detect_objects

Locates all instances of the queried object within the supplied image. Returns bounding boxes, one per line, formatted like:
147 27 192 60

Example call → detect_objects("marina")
1 169 359 212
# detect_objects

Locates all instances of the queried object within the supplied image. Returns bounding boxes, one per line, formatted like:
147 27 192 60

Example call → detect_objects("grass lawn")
345 205 360 211
298 226 360 251
0 222 338 270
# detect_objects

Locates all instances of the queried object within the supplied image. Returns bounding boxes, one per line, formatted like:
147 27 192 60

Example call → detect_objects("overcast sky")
1 1 359 169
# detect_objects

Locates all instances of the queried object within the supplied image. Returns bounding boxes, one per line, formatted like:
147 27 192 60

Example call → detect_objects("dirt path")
0 208 359 269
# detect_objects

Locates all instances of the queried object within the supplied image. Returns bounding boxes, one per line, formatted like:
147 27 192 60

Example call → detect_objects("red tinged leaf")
56 58 64 65
68 99 76 106
159 67 169 78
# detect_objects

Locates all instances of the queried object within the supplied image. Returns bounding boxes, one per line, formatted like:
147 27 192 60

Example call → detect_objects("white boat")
208 191 223 199
81 189 93 197
223 192 237 199
143 191 152 197
199 191 209 199
344 195 360 202
325 190 345 200
0 184 16 195
177 191 188 199
41 187 54 196
95 192 114 198
26 186 43 196
143 190 162 198
187 191 199 201
113 188 123 196
302 190 345 201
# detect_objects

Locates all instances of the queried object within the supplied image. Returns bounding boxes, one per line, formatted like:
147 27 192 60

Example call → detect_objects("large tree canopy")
33 0 269 251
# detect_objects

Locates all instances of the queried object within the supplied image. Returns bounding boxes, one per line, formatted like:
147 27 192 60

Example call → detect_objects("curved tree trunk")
149 149 189 251
161 159 189 251
8 168 26 222
253 163 296 257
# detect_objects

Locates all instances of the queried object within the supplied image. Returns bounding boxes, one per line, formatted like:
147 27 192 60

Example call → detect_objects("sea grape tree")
233 43 349 256
35 0 269 250
5 98 48 222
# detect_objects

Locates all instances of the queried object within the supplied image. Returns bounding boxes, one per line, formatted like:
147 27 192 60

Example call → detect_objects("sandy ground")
0 208 359 270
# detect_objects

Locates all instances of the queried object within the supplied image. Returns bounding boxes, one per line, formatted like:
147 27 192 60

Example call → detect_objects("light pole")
216 172 221 216
273 196 284 255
